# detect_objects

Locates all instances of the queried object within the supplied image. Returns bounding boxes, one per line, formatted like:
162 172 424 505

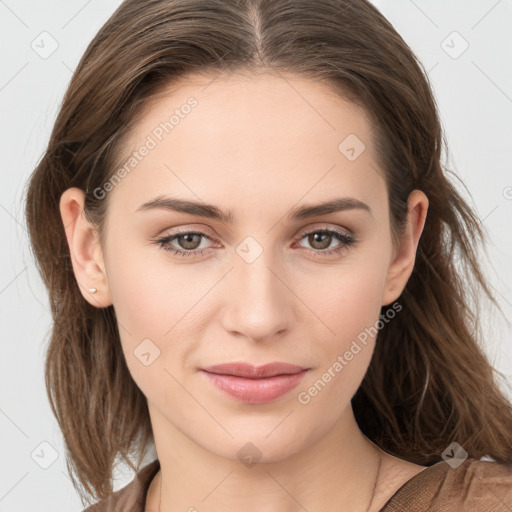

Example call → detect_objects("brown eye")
307 232 332 250
296 228 356 256
153 231 215 258
176 233 203 250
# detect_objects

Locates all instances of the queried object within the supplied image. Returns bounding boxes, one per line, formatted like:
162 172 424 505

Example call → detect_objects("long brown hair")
24 0 512 506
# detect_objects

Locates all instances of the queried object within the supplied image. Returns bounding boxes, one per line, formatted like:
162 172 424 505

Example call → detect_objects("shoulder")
82 459 160 512
381 458 512 511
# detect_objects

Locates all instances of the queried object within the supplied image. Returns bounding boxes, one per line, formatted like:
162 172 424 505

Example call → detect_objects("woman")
25 0 512 510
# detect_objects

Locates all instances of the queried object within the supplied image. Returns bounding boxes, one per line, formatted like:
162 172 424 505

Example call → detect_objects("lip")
200 363 309 404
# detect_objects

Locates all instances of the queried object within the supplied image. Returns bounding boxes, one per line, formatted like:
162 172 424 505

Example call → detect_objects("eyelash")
152 227 356 259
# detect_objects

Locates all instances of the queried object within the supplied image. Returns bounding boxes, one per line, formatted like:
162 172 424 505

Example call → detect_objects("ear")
381 189 429 306
59 187 113 307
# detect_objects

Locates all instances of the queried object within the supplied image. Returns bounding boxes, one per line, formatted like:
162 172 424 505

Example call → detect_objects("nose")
219 245 295 343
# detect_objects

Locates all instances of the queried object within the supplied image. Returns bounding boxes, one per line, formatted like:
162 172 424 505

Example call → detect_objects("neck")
147 405 386 512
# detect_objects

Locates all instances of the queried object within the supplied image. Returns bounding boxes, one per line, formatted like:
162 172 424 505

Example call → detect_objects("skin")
60 71 429 511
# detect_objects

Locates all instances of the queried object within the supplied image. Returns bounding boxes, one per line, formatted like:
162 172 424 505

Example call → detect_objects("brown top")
82 458 512 512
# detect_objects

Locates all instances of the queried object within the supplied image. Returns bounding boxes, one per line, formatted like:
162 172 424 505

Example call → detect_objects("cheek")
105 231 208 335
295 255 388 347
104 236 217 383
294 295 382 425
293 252 389 400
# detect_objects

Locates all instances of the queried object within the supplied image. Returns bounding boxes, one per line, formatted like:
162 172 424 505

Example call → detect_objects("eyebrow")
136 195 372 223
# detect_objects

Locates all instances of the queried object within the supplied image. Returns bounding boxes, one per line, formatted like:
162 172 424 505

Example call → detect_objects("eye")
294 227 356 256
152 230 216 258
151 226 356 259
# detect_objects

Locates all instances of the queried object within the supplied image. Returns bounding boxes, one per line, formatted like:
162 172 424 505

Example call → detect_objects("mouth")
200 362 309 404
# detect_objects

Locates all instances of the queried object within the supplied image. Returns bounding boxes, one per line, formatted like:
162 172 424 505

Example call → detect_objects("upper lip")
201 362 308 379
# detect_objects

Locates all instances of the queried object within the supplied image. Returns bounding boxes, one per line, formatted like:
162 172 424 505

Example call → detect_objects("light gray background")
1 1 511 510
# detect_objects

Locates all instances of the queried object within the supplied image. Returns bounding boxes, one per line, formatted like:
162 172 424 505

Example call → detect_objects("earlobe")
381 190 429 306
59 187 113 307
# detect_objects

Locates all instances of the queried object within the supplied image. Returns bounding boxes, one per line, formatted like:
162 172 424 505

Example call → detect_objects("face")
78 72 422 463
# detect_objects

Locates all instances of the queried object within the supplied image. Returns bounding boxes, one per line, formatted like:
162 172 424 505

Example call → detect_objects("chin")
202 426 315 465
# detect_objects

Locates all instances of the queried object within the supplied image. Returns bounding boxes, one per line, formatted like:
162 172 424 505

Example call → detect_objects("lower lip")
201 370 308 404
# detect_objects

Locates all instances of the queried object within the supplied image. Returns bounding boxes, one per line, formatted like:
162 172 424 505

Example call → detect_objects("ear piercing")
89 288 97 294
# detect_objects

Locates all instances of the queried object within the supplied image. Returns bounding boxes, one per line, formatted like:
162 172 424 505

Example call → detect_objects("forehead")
109 71 386 217
131 71 375 150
